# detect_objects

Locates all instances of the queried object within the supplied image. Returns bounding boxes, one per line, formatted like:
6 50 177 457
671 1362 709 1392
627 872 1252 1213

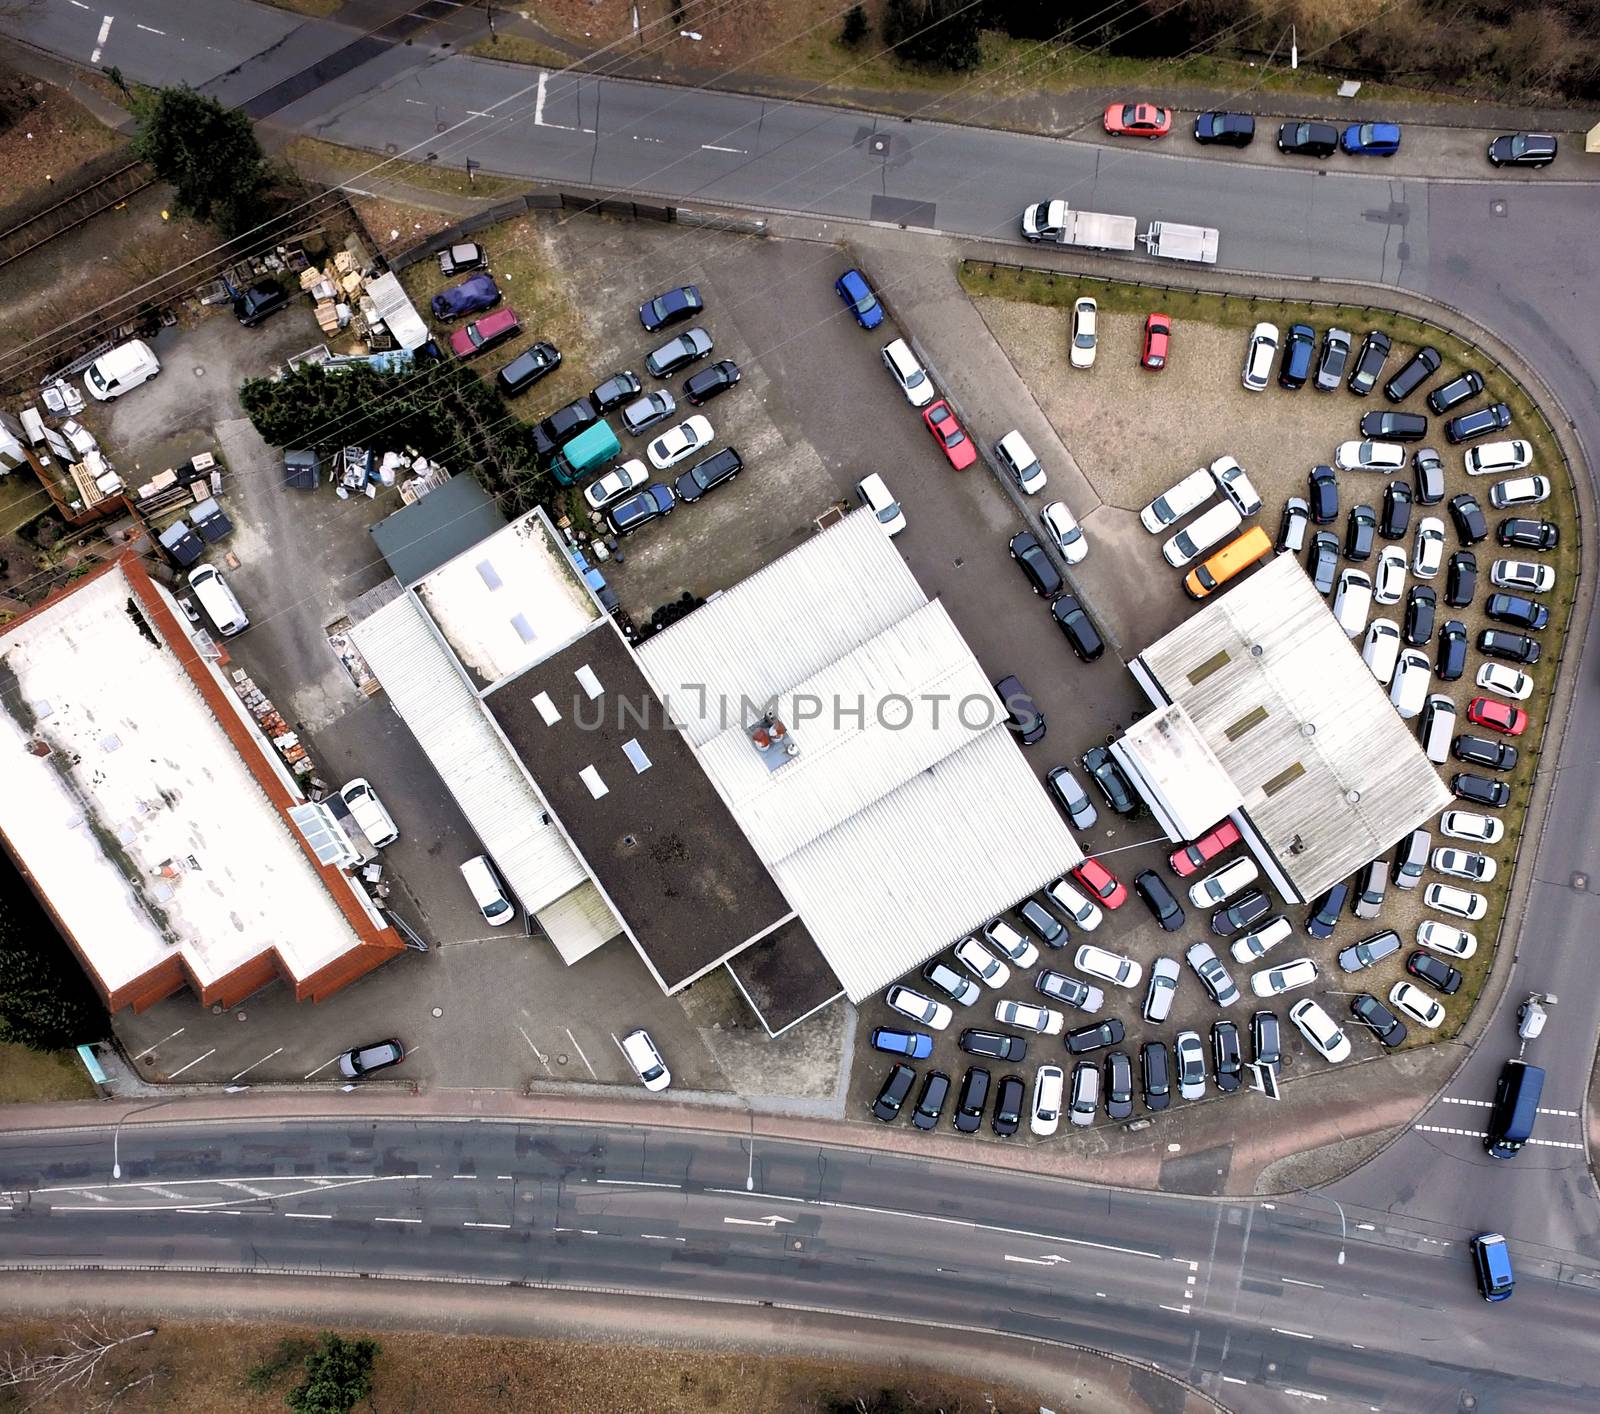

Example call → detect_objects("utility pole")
484 0 496 43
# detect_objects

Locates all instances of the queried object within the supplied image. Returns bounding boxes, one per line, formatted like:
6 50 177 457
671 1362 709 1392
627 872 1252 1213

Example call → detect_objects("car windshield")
1075 330 1095 348
1358 124 1377 144
1122 104 1138 124
874 500 902 524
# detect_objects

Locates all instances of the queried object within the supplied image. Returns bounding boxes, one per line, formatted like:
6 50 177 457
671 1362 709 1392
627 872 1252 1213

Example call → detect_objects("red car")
1168 819 1242 877
1466 696 1528 736
449 307 522 359
1072 858 1127 910
1104 102 1172 139
923 398 976 470
1142 313 1171 370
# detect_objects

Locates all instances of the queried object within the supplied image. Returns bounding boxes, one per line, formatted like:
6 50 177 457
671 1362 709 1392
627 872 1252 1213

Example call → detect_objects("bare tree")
0 1320 157 1411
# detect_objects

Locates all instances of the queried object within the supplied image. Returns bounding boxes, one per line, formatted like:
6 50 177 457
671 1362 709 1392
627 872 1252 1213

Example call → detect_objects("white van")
1162 500 1243 567
1420 695 1457 764
84 339 160 401
1331 569 1373 636
1140 466 1214 533
460 853 515 926
187 565 249 636
995 430 1048 495
880 338 934 407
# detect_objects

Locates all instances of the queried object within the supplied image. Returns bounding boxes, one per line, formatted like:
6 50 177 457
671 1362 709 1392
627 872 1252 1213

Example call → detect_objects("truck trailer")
1141 221 1220 264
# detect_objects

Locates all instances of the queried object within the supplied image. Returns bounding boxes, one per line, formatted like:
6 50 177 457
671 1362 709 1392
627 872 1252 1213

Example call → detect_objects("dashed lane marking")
1272 1327 1315 1340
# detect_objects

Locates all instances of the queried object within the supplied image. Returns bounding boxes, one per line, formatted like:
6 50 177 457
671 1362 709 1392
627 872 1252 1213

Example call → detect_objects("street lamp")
1295 1185 1347 1265
111 1098 179 1180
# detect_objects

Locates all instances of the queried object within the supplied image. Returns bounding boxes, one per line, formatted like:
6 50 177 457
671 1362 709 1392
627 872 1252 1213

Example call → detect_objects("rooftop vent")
747 712 800 773
579 765 608 799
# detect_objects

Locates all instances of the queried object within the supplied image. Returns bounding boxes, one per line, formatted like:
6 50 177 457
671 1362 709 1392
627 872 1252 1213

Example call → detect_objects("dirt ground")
0 67 120 227
346 194 457 261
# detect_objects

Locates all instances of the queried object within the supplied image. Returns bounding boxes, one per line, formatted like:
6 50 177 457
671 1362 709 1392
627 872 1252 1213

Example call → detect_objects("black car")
1350 994 1407 1047
995 675 1046 745
639 284 703 331
1488 131 1557 168
1278 120 1339 158
1252 1010 1281 1066
1452 773 1511 808
1413 447 1446 504
1082 744 1137 816
1306 532 1339 594
1407 950 1465 994
1036 970 1097 1009
1195 110 1256 146
872 1063 917 1122
1404 585 1435 645
1212 890 1270 937
1449 493 1488 545
1485 592 1550 631
1445 551 1477 607
1348 330 1392 396
589 370 642 412
1497 517 1558 551
675 446 743 504
992 1074 1025 1137
1454 733 1518 771
1381 481 1413 540
1382 345 1441 403
537 397 598 449
1052 593 1105 662
1428 370 1485 415
1141 1041 1172 1111
959 1029 1027 1063
1308 465 1339 524
1351 858 1388 921
233 279 291 327
1345 504 1377 561
1479 629 1540 665
1134 870 1185 932
1009 530 1063 597
1360 410 1428 441
1316 329 1351 391
1211 1021 1243 1093
953 1067 991 1133
1446 403 1512 444
1104 1051 1135 1120
1065 1017 1126 1056
1338 928 1401 972
683 359 741 406
1278 323 1315 390
498 341 563 396
1306 880 1350 939
1435 618 1468 679
1018 898 1065 949
910 1070 951 1130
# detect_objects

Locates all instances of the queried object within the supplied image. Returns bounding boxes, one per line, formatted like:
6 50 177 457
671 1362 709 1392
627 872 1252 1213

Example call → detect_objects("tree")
882 0 984 71
0 1320 156 1409
839 4 869 46
285 1334 379 1414
0 886 109 1050
129 84 267 235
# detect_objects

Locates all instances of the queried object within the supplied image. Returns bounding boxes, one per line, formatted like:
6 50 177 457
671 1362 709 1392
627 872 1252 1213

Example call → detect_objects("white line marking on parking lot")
518 1028 552 1074
90 14 113 64
230 1048 282 1081
136 23 164 34
1357 1223 1376 1231
1281 1277 1324 1289
640 1233 685 1242
595 1178 681 1190
564 1028 596 1078
286 1212 332 1220
1272 1327 1315 1340
166 1048 216 1079
463 1220 509 1229
304 1054 342 1080
701 143 747 154
70 1 92 10
133 1028 184 1060
374 1216 421 1225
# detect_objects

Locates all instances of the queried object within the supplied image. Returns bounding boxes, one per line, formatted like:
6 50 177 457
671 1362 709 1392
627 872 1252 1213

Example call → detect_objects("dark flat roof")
484 622 791 991
725 918 842 1036
369 474 506 587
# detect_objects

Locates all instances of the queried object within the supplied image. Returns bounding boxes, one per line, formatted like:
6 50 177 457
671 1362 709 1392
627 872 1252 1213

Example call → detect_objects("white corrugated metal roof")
534 881 620 963
351 594 600 918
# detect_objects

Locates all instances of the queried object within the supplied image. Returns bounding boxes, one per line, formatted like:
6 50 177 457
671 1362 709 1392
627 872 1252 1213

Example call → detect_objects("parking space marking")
701 143 748 154
229 1048 283 1081
374 1216 421 1225
518 1028 552 1074
132 1027 185 1060
1271 1327 1315 1340
463 1220 509 1229
304 1054 342 1080
285 1212 332 1220
564 1028 597 1079
166 1048 216 1079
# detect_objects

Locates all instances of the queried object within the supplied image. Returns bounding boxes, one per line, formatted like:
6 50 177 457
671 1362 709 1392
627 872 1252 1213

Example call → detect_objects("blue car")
606 482 675 536
639 284 703 332
1342 122 1401 156
870 1027 934 1059
835 268 884 329
431 273 500 319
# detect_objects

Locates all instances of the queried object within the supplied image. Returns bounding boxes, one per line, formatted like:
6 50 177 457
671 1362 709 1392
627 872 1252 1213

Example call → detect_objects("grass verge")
256 0 342 16
283 137 521 203
465 34 573 69
0 1042 97 1102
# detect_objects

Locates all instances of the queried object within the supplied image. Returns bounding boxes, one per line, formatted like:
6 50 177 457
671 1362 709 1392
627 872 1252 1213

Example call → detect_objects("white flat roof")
1113 702 1242 841
0 567 367 993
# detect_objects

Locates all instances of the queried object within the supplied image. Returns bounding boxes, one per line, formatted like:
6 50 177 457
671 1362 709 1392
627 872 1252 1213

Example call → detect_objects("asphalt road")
3 1117 1600 1412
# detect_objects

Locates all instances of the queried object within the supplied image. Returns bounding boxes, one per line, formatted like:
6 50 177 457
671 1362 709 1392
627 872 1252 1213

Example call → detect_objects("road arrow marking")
1004 1253 1070 1266
723 1215 795 1228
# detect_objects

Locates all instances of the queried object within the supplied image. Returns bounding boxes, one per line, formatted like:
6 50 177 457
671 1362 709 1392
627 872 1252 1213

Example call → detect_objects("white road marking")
179 1207 243 1215
1539 1106 1580 1117
286 1212 332 1220
518 1028 551 1074
374 1216 420 1225
701 143 747 154
90 14 113 65
1158 1303 1191 1314
463 1220 509 1229
1004 1253 1069 1267
632 134 664 143
723 1215 795 1228
230 1048 283 1081
63 1189 111 1204
466 110 494 118
46 1175 420 1213
220 1181 273 1198
531 71 574 131
134 1186 186 1200
595 1178 681 1190
1282 1390 1328 1403
564 1028 596 1078
1527 1136 1585 1149
166 1048 216 1079
405 98 428 106
1413 1123 1485 1139
304 1054 342 1080
69 1 91 9
1281 1277 1324 1289
640 1233 685 1242
133 1027 185 1060
1272 1327 1315 1340
580 1228 598 1235
452 1174 476 1180
1222 1376 1247 1386
1357 1223 1376 1231
497 1175 514 1181
707 1187 803 1202
136 23 164 34
1440 1096 1491 1107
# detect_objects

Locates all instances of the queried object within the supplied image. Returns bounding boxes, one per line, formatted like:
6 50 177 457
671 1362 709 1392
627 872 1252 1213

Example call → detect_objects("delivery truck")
1020 200 1138 252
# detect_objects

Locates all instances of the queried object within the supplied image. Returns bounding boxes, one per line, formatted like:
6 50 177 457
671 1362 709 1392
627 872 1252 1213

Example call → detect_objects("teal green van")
550 419 620 485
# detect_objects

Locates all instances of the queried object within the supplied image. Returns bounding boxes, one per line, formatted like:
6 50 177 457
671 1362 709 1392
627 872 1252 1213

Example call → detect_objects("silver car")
1069 1060 1099 1126
1175 1030 1206 1099
1142 956 1180 1023
620 389 676 435
645 326 713 378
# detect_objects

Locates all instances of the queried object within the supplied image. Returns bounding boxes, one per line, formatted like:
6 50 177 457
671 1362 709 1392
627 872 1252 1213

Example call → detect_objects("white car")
881 337 934 407
885 985 953 1030
1390 649 1431 719
1047 876 1102 932
1490 559 1555 594
1373 546 1407 605
1412 517 1446 578
1041 500 1088 564
1423 883 1487 920
621 1028 672 1091
1465 439 1532 475
954 937 1010 989
583 458 650 511
1332 569 1373 637
983 918 1040 969
1188 857 1260 908
647 414 714 470
1074 944 1143 989
994 999 1064 1035
1289 998 1351 1063
1476 662 1532 701
339 777 399 849
1210 455 1262 517
996 430 1048 495
1070 296 1098 369
855 473 907 537
1335 440 1406 472
1421 695 1457 764
1417 919 1478 959
1030 1064 1065 1136
1362 619 1402 684
1069 1061 1099 1126
1389 981 1446 1030
1161 499 1243 568
1230 915 1292 964
1139 466 1215 533
1142 956 1180 1023
1242 321 1279 391
1175 1030 1207 1099
1440 809 1505 845
1250 956 1319 998
1433 847 1497 883
1489 474 1551 510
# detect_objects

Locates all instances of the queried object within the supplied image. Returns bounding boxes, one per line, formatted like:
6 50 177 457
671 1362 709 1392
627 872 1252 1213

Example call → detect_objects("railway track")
0 159 153 270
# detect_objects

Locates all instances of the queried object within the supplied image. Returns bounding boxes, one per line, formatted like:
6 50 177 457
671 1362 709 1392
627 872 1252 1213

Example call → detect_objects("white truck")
1020 200 1138 253
1141 220 1220 264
